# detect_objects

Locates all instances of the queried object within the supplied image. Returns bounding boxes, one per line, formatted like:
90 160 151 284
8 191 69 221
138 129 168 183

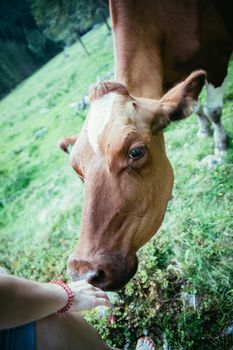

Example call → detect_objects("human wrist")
43 282 68 312
50 280 74 313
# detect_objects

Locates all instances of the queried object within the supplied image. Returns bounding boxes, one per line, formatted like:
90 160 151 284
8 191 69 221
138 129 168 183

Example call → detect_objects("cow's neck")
110 0 163 100
115 43 163 100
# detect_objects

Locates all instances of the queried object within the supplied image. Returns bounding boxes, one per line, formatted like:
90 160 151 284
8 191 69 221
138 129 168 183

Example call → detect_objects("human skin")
0 274 155 349
0 275 111 330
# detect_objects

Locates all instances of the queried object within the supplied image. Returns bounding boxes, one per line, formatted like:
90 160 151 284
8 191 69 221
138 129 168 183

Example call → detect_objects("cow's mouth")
67 254 138 291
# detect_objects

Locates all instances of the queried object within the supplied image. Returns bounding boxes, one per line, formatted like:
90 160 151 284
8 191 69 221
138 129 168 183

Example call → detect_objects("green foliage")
1 23 233 349
86 217 233 349
0 0 60 97
30 0 109 50
0 23 113 280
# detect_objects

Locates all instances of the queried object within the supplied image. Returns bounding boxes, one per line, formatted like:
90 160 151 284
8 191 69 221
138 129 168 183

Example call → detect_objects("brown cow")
61 0 233 290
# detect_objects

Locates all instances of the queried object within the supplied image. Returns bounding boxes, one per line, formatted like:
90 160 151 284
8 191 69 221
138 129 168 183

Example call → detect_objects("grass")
0 23 233 349
0 24 113 280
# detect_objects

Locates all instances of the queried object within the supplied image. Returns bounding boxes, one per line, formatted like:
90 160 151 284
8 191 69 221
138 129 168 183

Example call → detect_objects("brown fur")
110 0 232 97
89 81 130 102
62 1 232 290
58 135 78 154
67 72 205 290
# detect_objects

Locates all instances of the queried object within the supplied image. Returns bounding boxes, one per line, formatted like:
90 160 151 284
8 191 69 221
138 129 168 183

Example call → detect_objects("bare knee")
36 313 113 350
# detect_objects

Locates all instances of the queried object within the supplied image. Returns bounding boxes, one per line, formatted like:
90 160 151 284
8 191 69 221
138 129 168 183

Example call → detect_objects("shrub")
85 232 233 350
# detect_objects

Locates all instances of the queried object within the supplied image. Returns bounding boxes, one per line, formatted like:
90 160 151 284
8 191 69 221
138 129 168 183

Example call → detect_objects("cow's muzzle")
67 252 138 291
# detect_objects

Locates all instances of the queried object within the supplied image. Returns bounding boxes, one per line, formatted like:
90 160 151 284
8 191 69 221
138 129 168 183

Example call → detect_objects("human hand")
67 280 112 312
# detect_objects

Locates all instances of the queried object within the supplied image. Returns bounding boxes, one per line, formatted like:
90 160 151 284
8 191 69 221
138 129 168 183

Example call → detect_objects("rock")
222 322 233 336
181 292 201 310
0 267 7 275
69 102 77 108
71 72 113 114
35 127 48 138
40 108 50 114
72 95 90 113
200 155 223 170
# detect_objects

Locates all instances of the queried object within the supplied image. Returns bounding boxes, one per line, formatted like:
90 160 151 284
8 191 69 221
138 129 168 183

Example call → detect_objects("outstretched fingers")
68 280 112 312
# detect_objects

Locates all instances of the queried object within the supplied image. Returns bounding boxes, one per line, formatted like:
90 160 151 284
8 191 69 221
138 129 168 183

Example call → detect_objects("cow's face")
64 71 205 290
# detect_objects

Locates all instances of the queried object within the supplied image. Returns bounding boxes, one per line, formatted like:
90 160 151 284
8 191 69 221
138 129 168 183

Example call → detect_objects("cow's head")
61 71 205 290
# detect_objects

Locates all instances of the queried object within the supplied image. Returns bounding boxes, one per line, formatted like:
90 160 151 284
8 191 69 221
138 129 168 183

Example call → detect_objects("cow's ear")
152 70 206 133
58 134 78 154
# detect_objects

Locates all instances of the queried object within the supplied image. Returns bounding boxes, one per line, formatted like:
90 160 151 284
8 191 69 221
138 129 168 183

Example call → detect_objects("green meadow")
0 24 233 349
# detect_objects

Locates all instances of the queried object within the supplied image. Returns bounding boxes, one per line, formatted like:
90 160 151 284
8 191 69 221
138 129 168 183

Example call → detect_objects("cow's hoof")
200 155 223 170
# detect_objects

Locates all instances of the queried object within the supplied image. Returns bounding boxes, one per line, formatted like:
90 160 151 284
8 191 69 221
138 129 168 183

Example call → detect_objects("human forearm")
0 275 67 329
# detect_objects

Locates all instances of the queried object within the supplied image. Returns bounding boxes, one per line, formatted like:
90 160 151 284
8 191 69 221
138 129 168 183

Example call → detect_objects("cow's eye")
129 146 146 160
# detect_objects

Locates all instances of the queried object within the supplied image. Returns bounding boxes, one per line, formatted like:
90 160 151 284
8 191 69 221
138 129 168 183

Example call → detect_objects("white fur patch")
87 93 116 153
206 77 227 109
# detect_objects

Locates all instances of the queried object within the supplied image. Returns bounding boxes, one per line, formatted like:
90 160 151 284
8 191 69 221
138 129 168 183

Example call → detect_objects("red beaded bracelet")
50 280 74 313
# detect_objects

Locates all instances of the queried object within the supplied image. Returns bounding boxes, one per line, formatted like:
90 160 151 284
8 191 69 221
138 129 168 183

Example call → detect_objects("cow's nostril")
87 269 106 286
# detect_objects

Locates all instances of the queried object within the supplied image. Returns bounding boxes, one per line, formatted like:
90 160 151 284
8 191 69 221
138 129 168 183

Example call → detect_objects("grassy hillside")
0 24 114 279
0 23 233 349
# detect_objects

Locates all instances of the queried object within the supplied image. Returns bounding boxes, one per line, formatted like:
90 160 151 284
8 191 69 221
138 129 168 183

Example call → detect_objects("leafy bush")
85 233 233 349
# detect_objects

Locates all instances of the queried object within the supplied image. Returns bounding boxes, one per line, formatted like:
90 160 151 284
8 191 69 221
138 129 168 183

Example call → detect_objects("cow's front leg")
204 106 227 156
204 78 227 157
194 102 212 138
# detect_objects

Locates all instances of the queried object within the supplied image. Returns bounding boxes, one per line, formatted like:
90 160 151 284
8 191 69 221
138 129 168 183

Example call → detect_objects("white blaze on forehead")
206 77 227 109
87 92 116 153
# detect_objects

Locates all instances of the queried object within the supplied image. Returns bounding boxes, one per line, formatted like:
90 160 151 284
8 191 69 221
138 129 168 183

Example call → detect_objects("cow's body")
63 1 233 290
112 0 232 94
111 0 233 154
